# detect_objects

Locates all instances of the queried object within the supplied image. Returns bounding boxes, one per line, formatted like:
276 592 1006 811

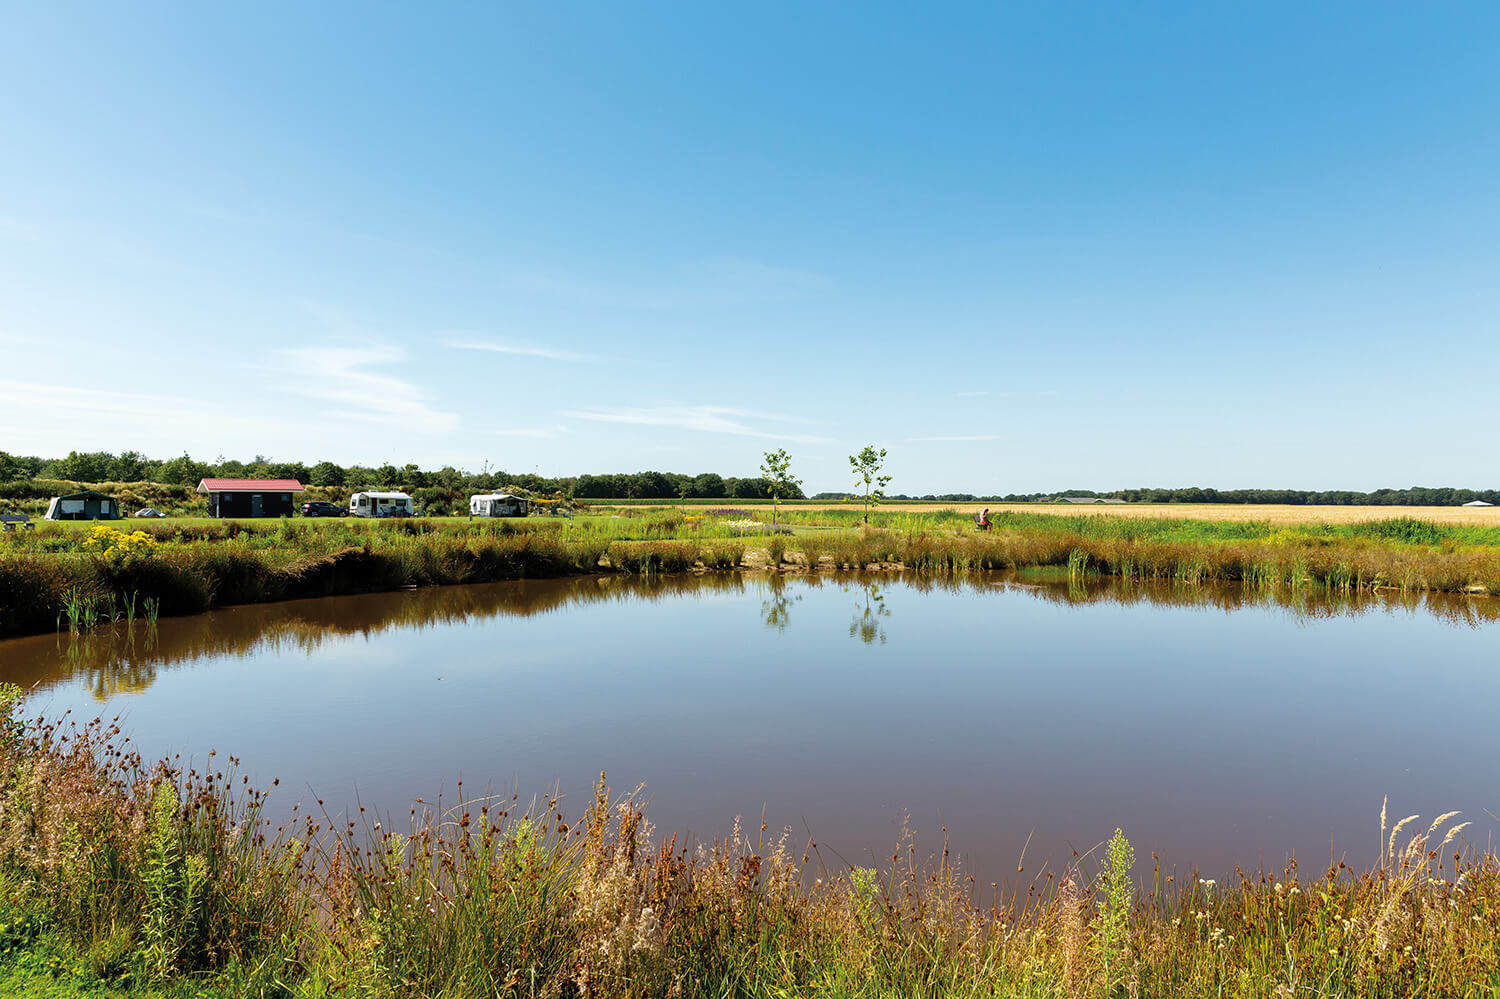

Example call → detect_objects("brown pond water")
1 571 1497 881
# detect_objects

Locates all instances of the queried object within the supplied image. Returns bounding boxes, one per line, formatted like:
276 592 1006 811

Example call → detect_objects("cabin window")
60 499 84 514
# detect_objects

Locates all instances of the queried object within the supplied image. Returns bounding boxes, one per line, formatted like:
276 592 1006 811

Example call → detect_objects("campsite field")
601 499 1500 527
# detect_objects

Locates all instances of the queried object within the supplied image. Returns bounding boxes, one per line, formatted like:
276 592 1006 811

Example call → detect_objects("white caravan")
348 491 416 518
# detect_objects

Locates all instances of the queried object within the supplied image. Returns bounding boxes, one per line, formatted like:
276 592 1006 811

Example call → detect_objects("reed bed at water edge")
7 511 1500 639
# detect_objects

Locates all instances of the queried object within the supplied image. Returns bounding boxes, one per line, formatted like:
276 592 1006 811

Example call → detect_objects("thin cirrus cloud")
564 405 834 444
443 337 606 363
905 434 1006 442
0 378 310 455
0 378 225 425
481 425 569 439
276 345 459 433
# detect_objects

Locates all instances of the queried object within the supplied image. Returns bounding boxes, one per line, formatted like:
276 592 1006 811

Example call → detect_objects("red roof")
197 478 305 493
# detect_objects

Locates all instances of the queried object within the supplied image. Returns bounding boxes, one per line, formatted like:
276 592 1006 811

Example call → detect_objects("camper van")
348 491 416 518
469 493 530 518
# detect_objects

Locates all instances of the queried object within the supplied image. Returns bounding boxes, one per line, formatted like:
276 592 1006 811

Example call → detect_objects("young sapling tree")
759 449 802 530
849 445 892 524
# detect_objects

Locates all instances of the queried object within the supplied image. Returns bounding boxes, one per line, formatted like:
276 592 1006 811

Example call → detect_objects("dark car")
301 501 344 518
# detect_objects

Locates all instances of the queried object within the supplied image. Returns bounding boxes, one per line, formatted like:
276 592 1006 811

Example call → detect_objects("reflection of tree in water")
760 575 801 631
58 629 162 699
7 569 1500 699
4 573 755 698
846 581 889 645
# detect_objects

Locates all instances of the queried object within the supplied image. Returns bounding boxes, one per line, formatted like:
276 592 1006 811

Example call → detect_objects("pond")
2 571 1496 882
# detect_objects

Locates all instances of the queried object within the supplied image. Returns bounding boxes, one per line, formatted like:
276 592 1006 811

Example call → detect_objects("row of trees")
0 450 806 500
992 487 1500 506
3 450 1495 506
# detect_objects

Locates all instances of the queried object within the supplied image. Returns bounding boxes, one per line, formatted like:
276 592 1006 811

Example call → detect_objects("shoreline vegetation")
0 686 1495 998
6 505 1500 639
7 505 1500 640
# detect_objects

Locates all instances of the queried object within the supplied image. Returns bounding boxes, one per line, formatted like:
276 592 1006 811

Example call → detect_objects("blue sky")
2 3 1496 493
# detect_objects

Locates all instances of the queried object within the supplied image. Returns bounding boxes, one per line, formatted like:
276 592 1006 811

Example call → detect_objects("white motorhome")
469 493 530 518
349 491 416 518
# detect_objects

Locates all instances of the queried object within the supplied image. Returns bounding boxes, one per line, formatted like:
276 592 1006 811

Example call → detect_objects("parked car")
301 500 345 517
134 508 167 518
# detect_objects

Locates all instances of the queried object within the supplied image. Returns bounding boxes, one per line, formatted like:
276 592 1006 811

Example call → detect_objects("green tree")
158 453 207 486
310 461 346 487
269 461 311 483
691 472 726 499
758 449 801 529
110 450 147 481
0 451 21 482
848 445 891 525
52 450 113 483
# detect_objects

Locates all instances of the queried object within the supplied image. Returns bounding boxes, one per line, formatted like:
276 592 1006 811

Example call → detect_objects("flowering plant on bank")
82 525 158 564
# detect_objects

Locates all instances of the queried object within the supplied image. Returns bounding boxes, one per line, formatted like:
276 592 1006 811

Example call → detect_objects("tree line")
0 450 803 500
1 450 1494 505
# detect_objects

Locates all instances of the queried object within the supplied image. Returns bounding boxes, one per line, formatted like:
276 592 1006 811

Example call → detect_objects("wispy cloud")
276 345 458 433
481 425 569 439
905 434 1006 442
443 337 605 363
0 379 220 423
564 405 833 443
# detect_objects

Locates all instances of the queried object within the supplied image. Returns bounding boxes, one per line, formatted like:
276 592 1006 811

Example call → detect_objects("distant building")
44 489 122 521
1059 496 1127 504
1462 500 1494 507
197 478 304 518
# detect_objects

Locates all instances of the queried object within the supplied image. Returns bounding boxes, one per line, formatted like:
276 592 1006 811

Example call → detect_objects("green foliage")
1348 517 1449 546
142 782 191 979
0 452 25 483
758 449 802 528
849 444 892 524
1097 828 1136 992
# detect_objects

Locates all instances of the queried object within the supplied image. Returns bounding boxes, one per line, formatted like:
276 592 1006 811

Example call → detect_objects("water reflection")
760 575 801 631
5 571 1498 700
5 569 1500 879
846 581 889 644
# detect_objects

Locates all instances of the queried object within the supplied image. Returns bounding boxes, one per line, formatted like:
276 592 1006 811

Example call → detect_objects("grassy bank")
6 508 1500 638
0 686 1494 998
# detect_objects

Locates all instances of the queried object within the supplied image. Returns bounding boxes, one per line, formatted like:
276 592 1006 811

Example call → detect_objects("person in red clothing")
976 508 991 530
